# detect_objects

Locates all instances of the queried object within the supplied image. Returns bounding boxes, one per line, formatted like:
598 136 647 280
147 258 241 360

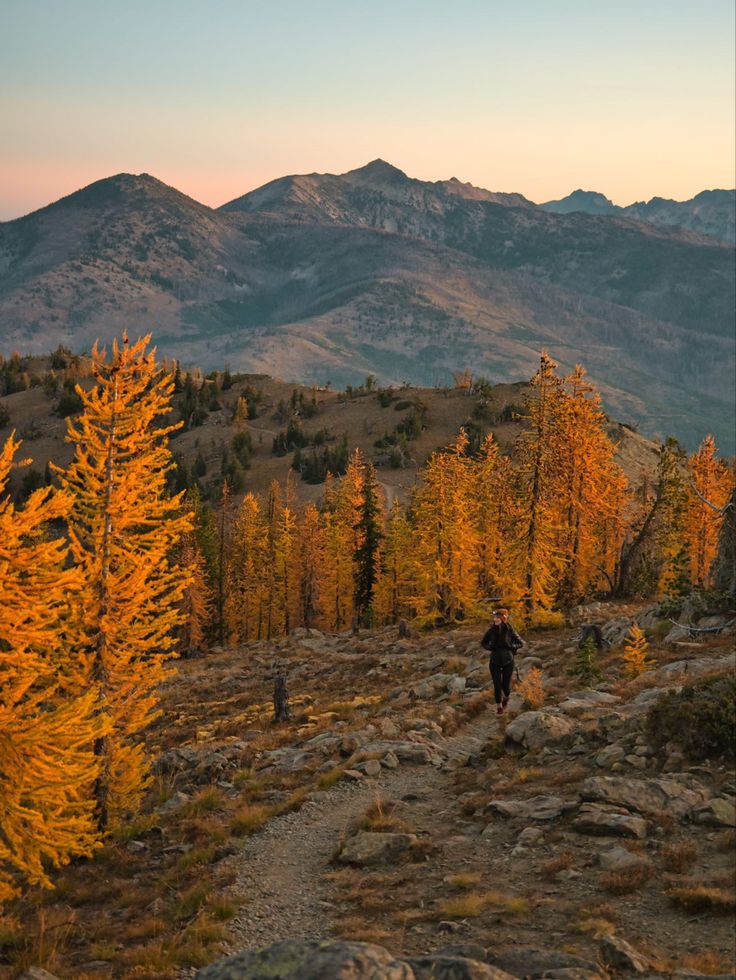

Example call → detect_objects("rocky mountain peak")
345 158 410 185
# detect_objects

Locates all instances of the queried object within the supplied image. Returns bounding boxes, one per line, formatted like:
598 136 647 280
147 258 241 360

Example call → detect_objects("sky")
1 0 734 221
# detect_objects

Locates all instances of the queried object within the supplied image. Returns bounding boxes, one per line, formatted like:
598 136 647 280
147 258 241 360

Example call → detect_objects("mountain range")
0 160 734 450
541 188 735 244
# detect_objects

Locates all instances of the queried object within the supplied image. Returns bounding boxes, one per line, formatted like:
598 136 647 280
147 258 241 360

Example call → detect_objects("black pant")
490 660 514 704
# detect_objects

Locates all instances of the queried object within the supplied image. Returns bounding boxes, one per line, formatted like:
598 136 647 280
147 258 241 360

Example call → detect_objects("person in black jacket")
481 609 524 715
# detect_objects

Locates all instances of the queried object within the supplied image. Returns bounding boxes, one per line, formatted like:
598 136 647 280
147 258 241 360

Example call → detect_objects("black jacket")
481 622 523 666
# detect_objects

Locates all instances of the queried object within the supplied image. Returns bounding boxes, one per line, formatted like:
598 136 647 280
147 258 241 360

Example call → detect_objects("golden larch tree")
623 623 654 676
0 434 106 902
57 334 192 829
685 435 734 587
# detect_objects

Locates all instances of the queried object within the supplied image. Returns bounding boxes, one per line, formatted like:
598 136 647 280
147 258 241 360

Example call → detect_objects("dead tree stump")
273 673 290 723
578 623 605 649
398 618 411 639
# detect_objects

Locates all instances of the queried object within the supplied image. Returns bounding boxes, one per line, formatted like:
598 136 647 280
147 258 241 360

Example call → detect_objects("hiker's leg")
489 663 503 704
502 663 513 699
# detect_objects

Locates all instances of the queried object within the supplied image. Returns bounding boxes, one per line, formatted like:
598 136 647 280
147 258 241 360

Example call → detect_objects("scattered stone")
381 751 400 769
599 934 649 974
447 675 467 694
354 759 381 777
157 790 191 814
594 745 626 768
337 831 418 866
691 798 736 827
489 949 601 979
598 846 648 872
379 717 400 739
195 940 414 979
517 826 545 846
572 804 648 839
407 956 515 980
18 970 61 980
343 769 364 781
505 711 577 751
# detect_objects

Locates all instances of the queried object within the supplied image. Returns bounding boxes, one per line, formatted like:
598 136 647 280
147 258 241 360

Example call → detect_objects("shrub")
517 666 545 709
661 841 698 873
623 623 655 676
646 672 736 761
569 636 603 685
600 862 652 894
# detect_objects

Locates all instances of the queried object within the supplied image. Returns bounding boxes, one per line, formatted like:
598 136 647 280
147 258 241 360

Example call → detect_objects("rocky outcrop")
194 941 520 980
580 775 710 818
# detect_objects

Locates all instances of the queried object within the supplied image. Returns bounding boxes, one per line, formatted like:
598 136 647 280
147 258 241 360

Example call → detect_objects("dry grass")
546 764 588 787
517 666 545 709
600 862 653 894
436 890 528 919
444 872 482 891
660 841 699 873
359 798 412 834
335 914 393 944
715 829 736 853
668 886 736 914
540 851 575 882
572 916 616 936
230 802 272 836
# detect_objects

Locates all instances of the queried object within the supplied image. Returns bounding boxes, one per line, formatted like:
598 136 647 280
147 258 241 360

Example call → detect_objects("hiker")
481 608 524 715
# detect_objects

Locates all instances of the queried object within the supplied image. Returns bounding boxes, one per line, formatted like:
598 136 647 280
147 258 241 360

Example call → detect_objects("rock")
195 940 414 979
343 769 364 781
485 795 574 822
337 831 418 866
489 949 601 979
361 739 443 766
572 804 648 839
594 745 626 768
664 625 692 643
447 675 467 694
691 798 736 827
580 775 710 818
381 751 400 769
157 790 191 814
338 734 362 756
436 945 489 962
409 673 454 699
598 846 647 871
355 759 381 777
17 970 61 980
505 711 577 751
407 956 515 979
599 934 649 973
379 717 400 739
517 826 545 846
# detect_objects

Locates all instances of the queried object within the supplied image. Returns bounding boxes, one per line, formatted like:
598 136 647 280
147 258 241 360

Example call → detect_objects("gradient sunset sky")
1 0 734 221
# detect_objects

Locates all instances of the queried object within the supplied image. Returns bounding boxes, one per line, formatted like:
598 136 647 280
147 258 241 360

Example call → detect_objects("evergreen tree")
0 434 106 901
354 459 384 624
57 334 192 829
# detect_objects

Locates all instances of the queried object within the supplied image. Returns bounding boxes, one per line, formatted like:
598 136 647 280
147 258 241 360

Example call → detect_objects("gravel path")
226 711 498 952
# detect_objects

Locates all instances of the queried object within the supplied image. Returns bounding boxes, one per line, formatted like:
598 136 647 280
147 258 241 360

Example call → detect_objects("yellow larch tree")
225 492 268 642
373 500 416 625
318 473 357 631
0 434 106 902
685 435 734 587
410 430 480 624
513 353 567 621
179 534 214 655
56 334 192 830
556 365 629 600
623 623 654 676
471 434 522 609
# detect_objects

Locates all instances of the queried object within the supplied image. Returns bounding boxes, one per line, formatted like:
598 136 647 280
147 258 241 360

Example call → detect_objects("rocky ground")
6 600 735 980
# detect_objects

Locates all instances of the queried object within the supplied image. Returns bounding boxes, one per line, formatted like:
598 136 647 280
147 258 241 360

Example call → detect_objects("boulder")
505 711 577 751
599 935 649 974
580 775 710 818
598 846 648 872
572 804 647 839
18 970 61 980
691 798 736 827
407 957 515 980
447 675 467 694
354 759 381 777
489 949 601 979
195 940 414 979
485 795 574 822
337 831 418 866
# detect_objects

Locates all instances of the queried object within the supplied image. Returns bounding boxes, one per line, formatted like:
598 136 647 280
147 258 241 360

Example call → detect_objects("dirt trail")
226 710 499 951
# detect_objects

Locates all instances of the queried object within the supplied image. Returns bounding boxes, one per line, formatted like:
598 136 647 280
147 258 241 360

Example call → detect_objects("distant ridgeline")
0 162 733 451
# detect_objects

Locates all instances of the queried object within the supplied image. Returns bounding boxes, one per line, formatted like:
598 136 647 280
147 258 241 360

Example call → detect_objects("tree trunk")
711 487 736 596
272 674 290 723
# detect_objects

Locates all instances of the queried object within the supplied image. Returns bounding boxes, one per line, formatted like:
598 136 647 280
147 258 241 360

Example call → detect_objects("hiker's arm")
481 628 493 651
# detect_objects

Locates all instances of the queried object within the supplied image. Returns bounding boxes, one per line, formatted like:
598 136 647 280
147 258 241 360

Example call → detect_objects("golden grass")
571 916 616 936
668 886 736 914
444 872 482 891
600 863 653 894
230 803 272 836
437 889 529 919
660 841 699 873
